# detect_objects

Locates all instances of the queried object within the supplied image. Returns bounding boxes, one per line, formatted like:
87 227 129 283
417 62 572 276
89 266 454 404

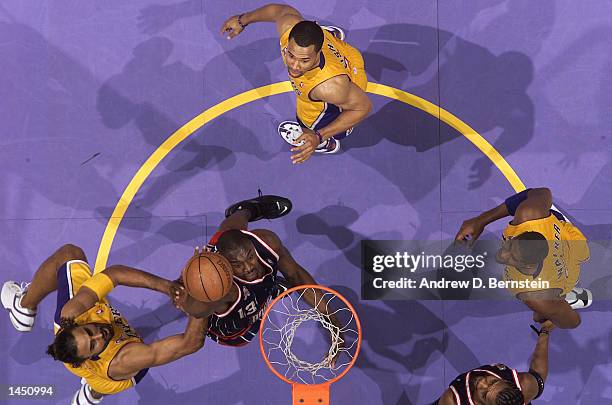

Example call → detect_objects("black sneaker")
225 195 293 222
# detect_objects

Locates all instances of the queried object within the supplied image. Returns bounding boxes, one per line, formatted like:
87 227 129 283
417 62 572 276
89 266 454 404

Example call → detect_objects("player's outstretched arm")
518 320 554 402
111 316 208 380
310 75 372 141
60 265 174 322
454 187 552 242
252 229 317 287
102 265 174 295
291 75 373 164
512 187 552 224
520 294 581 329
221 3 302 39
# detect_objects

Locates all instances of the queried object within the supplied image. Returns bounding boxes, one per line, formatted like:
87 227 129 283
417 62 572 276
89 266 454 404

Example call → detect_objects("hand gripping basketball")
181 251 233 302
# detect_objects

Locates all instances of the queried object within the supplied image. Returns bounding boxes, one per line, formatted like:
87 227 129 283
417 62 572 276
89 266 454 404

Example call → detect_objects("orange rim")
259 284 362 387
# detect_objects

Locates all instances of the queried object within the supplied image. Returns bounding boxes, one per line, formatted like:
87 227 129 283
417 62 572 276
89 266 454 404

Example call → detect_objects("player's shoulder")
512 208 551 225
517 371 541 401
311 74 351 102
250 229 282 250
107 341 147 379
437 388 457 405
113 340 147 360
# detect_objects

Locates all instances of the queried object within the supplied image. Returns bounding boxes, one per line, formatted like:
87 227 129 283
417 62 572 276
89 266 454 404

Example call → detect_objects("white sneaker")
565 287 592 310
277 120 304 146
314 137 341 154
1 281 36 332
72 379 103 405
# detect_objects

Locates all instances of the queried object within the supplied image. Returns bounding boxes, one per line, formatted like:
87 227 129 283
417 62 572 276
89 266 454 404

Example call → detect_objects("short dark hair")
47 320 87 368
288 21 324 53
515 231 549 265
216 230 252 260
495 385 525 405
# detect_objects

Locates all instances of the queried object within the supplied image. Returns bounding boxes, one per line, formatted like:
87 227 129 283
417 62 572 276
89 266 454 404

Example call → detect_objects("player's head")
285 21 324 78
216 230 264 281
476 376 525 405
47 321 113 367
496 231 549 273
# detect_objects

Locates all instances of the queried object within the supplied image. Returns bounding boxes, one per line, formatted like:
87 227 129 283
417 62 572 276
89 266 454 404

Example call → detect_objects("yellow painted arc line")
94 81 525 272
366 83 525 192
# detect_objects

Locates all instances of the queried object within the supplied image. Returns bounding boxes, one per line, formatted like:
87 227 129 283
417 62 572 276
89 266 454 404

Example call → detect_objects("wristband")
237 14 248 29
81 273 115 301
314 129 324 145
530 324 550 336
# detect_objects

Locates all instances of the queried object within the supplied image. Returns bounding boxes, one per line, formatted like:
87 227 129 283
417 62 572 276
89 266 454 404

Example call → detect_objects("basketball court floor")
1 1 611 404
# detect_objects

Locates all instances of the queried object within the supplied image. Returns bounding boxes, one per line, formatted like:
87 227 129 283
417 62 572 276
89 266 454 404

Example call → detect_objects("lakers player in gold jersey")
1 244 205 405
221 3 372 164
455 188 592 329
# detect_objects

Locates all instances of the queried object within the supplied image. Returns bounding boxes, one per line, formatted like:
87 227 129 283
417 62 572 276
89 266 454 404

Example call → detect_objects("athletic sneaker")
2 281 36 332
225 195 293 222
565 287 593 310
72 379 103 405
315 137 341 154
277 120 304 146
321 25 346 41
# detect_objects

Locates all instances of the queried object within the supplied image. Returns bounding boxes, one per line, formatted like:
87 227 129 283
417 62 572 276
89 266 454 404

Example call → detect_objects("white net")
261 287 361 385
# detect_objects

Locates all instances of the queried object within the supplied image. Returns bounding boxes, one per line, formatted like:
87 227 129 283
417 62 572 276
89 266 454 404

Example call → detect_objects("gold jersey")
280 24 367 129
54 260 144 394
502 213 589 296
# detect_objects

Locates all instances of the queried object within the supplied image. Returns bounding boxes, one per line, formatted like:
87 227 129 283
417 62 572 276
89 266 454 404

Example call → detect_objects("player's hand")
539 320 555 333
532 311 548 324
221 15 245 39
454 216 486 245
291 129 319 164
170 282 188 311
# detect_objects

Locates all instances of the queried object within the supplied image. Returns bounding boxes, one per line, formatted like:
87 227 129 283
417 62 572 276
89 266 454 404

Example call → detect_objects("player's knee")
571 313 582 329
58 244 87 263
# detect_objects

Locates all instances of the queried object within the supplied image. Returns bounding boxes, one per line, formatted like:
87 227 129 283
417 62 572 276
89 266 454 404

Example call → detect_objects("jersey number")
238 301 258 319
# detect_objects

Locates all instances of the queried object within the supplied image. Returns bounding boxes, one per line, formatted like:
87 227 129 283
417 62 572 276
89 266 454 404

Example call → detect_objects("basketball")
181 252 233 302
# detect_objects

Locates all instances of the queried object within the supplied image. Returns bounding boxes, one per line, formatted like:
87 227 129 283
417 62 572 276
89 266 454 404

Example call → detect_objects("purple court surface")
2 1 612 404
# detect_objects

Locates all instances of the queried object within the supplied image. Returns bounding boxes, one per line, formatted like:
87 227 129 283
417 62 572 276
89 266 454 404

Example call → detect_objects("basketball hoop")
259 284 362 404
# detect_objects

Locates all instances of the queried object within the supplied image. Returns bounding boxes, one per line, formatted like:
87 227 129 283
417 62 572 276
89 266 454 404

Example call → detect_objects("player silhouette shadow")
132 339 289 405
296 204 360 250
95 36 282 219
542 316 612 403
346 23 535 195
133 2 537 199
291 204 481 403
330 285 481 405
0 21 123 215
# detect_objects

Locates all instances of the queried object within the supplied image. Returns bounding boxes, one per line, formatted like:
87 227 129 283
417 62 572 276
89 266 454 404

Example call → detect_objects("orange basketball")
181 252 233 302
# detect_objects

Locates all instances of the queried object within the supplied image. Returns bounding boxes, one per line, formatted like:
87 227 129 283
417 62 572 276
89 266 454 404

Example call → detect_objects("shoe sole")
2 283 34 332
278 121 304 146
225 195 292 221
567 288 593 310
